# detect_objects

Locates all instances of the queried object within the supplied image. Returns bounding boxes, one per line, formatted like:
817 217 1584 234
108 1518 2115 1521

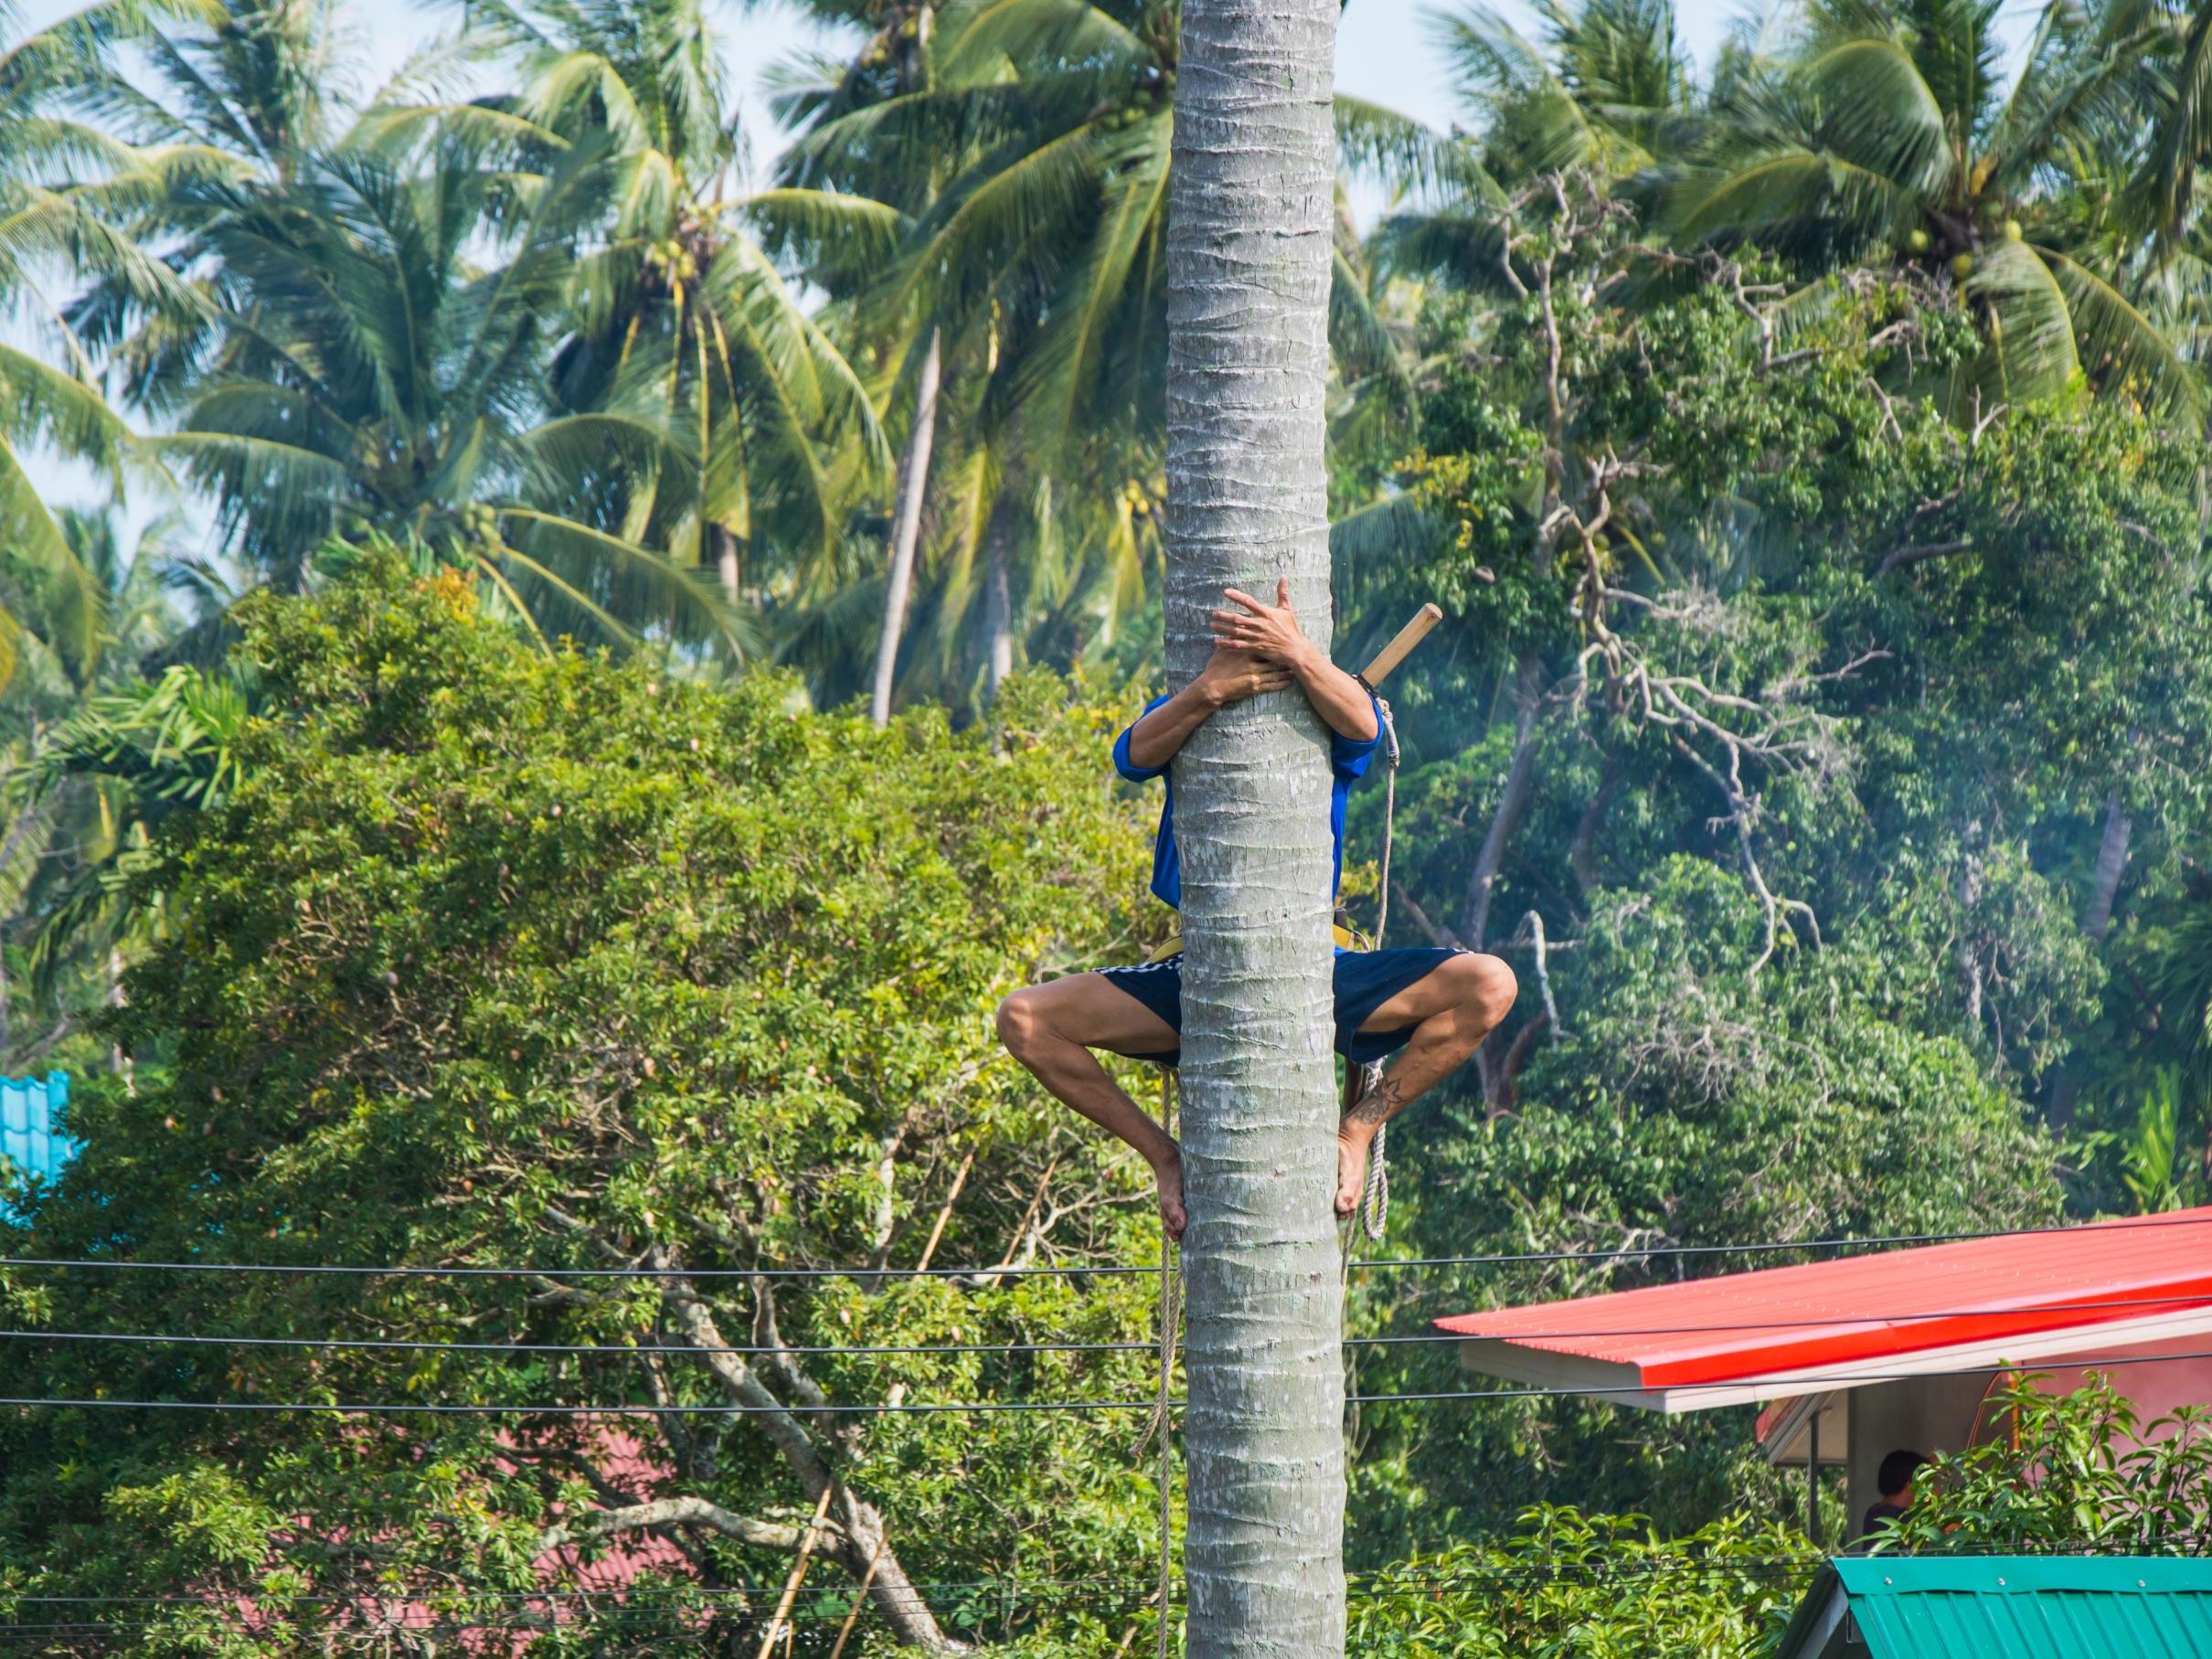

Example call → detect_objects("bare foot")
1154 1150 1186 1241
1335 1124 1373 1218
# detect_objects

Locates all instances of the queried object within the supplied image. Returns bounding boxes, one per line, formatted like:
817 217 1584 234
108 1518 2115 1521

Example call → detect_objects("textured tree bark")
2084 793 2132 943
870 327 942 728
983 520 1014 702
1165 0 1345 1651
712 523 743 604
2049 795 2133 1127
1461 654 1544 951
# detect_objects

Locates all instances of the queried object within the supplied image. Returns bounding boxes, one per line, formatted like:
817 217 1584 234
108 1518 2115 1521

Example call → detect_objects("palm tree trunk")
712 525 742 603
983 521 1013 703
2049 795 2135 1126
1164 0 1344 1650
1462 654 1545 949
2085 794 2132 942
106 945 132 1095
870 328 943 728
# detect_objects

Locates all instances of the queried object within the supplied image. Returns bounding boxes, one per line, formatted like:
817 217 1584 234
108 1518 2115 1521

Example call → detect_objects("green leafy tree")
1329 188 2212 1545
1427 0 1699 189
0 0 206 693
1879 1373 2212 1551
68 0 749 654
785 0 1414 713
0 560 1183 1654
1673 0 2192 407
1345 1506 1817 1658
0 505 197 1066
454 0 894 611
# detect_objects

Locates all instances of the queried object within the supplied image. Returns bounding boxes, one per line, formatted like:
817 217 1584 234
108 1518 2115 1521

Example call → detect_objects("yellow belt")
1144 918 1372 965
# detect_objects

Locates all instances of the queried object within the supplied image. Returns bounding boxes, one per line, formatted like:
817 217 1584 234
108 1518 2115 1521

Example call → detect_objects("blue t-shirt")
1111 691 1384 911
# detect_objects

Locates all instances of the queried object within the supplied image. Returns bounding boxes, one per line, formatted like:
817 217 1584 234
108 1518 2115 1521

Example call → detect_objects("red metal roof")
1435 1208 2212 1400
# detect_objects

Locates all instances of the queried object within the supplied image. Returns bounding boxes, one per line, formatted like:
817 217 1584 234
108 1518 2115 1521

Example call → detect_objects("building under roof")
1436 1207 2212 1528
1777 1556 2212 1659
0 1071 74 1194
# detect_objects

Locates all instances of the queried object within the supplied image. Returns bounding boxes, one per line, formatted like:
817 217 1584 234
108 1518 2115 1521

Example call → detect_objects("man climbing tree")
995 581 1516 1234
1005 0 1515 1650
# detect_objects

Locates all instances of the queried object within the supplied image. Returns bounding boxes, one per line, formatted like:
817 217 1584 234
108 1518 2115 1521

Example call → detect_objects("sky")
11 0 2025 530
20 0 1779 199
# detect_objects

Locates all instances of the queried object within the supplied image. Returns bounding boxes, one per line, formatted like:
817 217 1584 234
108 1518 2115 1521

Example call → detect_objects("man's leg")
1335 952 1518 1216
996 975 1187 1237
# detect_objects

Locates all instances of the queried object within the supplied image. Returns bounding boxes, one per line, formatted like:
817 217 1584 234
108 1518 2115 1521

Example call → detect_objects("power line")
7 1341 2212 1418
1346 1213 2212 1271
0 1394 1158 1417
13 1539 2203 1636
1363 1290 2212 1343
1355 1341 2212 1400
4 1291 2209 1363
17 1542 2203 1615
0 1579 1824 1633
0 1327 1154 1359
0 1553 2069 1611
4 1211 2206 1282
0 1255 1154 1281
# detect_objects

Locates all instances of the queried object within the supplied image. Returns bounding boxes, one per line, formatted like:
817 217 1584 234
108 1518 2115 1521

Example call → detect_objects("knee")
995 988 1046 1058
1450 952 1518 1029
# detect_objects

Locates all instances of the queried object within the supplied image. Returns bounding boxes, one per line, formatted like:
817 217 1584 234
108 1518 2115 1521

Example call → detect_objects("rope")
1356 698 1400 1246
1359 1111 1388 1243
1124 1068 1180 1659
1373 697 1398 947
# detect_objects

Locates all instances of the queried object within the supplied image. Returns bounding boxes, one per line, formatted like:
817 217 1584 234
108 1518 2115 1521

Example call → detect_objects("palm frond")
2037 243 2204 414
1962 236 2082 409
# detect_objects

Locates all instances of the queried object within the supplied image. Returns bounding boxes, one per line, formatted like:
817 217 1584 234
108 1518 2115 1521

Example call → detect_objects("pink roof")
1436 1207 2212 1406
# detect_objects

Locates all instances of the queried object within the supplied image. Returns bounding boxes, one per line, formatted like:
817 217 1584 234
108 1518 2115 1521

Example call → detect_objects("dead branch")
1877 537 1974 577
536 1495 835 1557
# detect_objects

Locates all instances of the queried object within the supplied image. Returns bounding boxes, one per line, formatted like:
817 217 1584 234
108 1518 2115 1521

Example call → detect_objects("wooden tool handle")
1360 602 1442 686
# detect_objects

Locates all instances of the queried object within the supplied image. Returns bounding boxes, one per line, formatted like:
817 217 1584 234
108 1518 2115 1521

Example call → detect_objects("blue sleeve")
1112 693 1174 782
1331 692 1386 781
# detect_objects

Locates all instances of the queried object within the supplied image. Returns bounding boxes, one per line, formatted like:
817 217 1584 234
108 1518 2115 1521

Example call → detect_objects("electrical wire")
0 1327 1154 1359
1353 1340 2212 1401
7 1342 2212 1417
0 1255 1158 1281
5 1291 2210 1362
15 1541 2201 1615
4 1210 2206 1282
0 1395 1157 1417
1 1546 2142 1611
14 1539 2205 1646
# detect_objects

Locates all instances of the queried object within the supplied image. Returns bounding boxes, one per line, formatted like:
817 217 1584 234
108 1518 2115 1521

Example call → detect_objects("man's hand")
1122 578 1371 772
1211 575 1377 745
1193 645 1294 709
1209 579 1323 675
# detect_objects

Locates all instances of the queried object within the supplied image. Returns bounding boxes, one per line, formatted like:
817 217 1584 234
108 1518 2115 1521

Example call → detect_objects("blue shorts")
1098 948 1464 1069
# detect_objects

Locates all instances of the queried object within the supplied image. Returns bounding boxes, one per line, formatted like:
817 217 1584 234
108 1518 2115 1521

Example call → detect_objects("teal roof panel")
0 1070 76 1186
1784 1557 2212 1659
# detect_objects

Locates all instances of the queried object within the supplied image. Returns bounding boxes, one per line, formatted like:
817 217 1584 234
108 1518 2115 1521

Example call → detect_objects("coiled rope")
1356 697 1401 1245
1129 1068 1180 1658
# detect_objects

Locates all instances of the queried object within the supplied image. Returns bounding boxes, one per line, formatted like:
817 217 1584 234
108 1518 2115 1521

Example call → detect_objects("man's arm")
1122 650 1293 772
1210 580 1379 744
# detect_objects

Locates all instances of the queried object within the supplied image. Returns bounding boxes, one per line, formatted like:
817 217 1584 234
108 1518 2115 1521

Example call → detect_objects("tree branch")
1461 654 1547 949
1877 537 1973 577
660 1264 966 1653
537 1496 833 1557
1390 881 1465 951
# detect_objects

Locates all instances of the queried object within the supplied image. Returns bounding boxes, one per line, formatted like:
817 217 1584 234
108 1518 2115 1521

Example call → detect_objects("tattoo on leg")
1345 1075 1404 1128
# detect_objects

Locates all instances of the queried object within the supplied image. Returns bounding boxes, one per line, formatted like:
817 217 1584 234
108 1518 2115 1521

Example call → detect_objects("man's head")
1877 1449 1930 1505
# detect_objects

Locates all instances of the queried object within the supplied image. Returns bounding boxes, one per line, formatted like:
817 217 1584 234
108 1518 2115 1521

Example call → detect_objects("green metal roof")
1777 1557 2212 1659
